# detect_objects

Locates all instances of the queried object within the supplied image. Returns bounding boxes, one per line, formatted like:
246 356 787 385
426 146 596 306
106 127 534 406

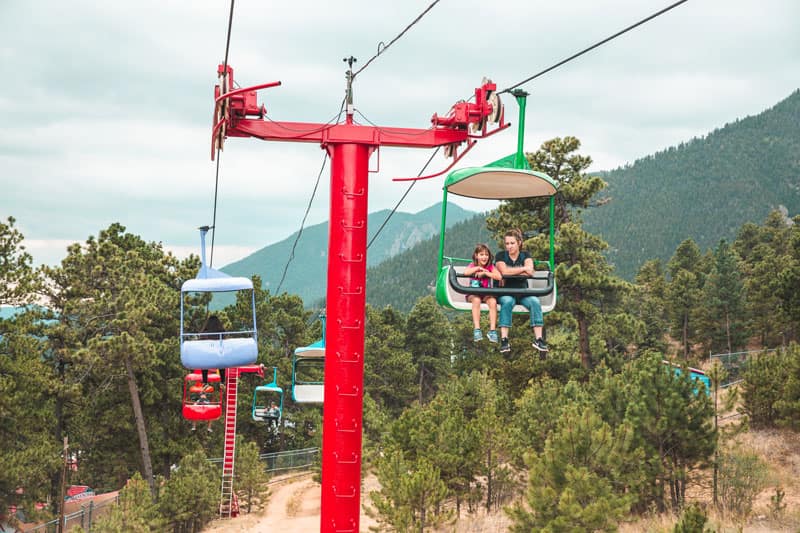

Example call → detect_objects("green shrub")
674 502 712 533
716 447 768 519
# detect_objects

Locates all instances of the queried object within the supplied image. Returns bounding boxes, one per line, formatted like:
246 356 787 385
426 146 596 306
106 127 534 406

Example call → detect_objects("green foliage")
404 296 454 403
507 405 634 532
89 473 162 532
734 212 796 347
377 373 511 517
0 216 39 306
716 446 768 519
777 216 800 324
666 239 706 358
158 450 219 529
673 502 712 533
0 312 59 516
632 259 669 352
775 344 800 430
610 353 716 511
509 378 589 466
741 345 800 430
235 436 271 514
740 348 790 428
368 450 451 532
696 240 748 353
364 305 416 416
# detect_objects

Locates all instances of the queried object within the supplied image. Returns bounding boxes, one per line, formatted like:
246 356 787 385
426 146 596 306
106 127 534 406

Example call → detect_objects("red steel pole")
321 142 372 533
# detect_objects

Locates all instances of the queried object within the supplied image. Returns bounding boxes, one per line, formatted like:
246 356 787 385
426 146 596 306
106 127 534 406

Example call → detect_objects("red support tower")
212 64 506 532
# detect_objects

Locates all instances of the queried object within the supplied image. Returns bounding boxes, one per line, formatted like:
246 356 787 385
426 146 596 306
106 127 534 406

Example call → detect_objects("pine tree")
666 239 705 358
0 315 59 519
633 259 669 352
235 436 271 513
158 450 219 530
697 240 748 353
364 305 417 416
383 375 483 517
486 136 627 368
733 212 793 347
740 348 793 429
87 472 163 532
621 353 716 510
0 220 58 516
0 216 39 306
42 223 196 496
777 216 800 341
507 405 634 531
368 450 451 532
509 377 589 466
404 296 453 403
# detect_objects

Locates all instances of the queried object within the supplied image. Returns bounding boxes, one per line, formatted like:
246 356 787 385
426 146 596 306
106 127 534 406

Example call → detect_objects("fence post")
87 500 94 532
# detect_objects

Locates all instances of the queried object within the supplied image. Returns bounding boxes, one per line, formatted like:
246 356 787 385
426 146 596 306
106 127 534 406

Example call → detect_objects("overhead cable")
210 0 236 267
275 153 329 295
367 147 440 250
500 0 689 94
352 0 441 79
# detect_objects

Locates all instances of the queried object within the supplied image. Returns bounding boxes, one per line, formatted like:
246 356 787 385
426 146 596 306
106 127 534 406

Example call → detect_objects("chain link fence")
23 496 119 532
208 446 319 474
710 348 778 387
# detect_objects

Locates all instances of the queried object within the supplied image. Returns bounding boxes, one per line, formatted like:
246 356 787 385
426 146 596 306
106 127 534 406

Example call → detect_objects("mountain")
221 202 476 304
583 89 800 279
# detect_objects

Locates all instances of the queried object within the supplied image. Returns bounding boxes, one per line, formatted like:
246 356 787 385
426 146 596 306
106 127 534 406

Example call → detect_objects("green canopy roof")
443 153 558 199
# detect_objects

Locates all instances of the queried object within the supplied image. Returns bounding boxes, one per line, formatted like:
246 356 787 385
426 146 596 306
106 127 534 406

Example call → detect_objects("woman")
495 229 548 356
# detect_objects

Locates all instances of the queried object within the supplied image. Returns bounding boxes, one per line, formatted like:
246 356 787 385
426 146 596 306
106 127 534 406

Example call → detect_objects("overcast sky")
2 0 798 267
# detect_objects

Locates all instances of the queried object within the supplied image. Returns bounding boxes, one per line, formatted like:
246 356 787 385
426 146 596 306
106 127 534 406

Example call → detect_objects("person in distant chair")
267 401 280 423
191 393 213 432
200 314 227 388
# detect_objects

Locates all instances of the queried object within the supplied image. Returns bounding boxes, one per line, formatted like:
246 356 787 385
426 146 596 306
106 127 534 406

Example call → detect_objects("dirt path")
203 472 379 532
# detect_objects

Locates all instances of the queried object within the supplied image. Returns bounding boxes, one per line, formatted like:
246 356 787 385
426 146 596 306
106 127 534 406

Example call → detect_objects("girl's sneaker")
473 329 483 342
499 338 511 354
487 330 499 343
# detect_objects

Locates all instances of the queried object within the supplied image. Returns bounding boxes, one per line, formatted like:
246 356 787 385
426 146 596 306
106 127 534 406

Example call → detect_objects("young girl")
464 243 502 342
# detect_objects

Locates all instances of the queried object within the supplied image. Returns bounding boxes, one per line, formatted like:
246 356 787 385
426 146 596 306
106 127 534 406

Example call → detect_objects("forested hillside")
222 202 475 303
365 212 493 312
584 89 800 279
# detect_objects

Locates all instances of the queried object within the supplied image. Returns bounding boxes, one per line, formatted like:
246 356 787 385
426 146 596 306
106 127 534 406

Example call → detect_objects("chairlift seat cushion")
438 265 556 313
293 384 324 404
294 346 325 359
